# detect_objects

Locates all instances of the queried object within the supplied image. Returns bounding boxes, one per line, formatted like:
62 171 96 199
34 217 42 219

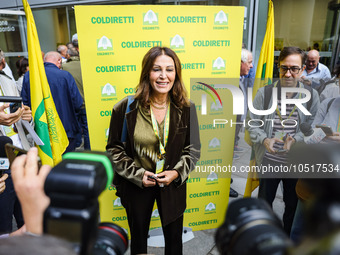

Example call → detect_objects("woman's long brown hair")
134 47 189 108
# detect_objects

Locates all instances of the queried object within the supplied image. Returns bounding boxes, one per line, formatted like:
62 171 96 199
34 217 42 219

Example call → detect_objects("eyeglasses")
279 66 302 75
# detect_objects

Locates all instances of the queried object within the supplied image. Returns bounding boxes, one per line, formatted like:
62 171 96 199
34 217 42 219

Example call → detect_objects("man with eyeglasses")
301 49 331 89
246 46 320 235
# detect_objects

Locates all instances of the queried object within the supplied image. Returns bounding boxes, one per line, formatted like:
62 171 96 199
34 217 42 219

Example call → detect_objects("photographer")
291 95 340 243
11 147 51 235
0 148 79 255
0 48 34 234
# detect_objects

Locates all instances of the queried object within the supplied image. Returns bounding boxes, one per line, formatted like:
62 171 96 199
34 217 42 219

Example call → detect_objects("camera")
215 198 292 255
0 96 22 113
43 151 128 255
216 143 340 255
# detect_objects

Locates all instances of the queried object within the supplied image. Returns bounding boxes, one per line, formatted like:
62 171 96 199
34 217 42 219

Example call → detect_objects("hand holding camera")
11 147 52 235
21 104 32 122
0 103 23 126
0 172 8 194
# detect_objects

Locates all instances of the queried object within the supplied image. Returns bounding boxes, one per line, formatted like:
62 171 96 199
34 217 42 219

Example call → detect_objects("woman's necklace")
151 102 167 110
151 97 168 110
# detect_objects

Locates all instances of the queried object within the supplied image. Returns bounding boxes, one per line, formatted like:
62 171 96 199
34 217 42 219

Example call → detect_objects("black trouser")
120 184 183 255
258 157 298 235
0 171 24 233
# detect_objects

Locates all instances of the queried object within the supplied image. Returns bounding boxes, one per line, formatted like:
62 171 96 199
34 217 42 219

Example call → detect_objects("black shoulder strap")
264 84 274 110
121 95 135 143
327 98 336 112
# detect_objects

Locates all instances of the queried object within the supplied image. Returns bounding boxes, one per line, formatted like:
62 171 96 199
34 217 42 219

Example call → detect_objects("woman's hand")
156 170 179 187
142 170 157 187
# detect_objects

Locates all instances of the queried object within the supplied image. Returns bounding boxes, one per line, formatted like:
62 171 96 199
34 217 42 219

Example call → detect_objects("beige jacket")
0 72 32 150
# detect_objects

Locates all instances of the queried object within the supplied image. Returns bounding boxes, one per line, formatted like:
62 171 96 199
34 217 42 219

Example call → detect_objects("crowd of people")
0 32 339 255
244 46 339 243
0 34 89 235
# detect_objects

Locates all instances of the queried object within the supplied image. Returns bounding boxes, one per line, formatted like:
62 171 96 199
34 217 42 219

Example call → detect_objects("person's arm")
11 147 51 235
262 137 284 154
21 105 33 122
0 104 24 126
322 65 332 81
312 98 331 127
157 102 201 186
9 225 26 236
106 98 147 188
327 132 340 142
0 173 8 194
294 89 321 142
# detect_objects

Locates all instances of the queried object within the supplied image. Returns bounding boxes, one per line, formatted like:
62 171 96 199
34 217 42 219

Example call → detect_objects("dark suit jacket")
106 97 200 225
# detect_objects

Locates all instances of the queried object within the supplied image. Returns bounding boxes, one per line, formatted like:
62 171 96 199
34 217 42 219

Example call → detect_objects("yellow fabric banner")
76 5 244 233
244 0 274 197
22 0 68 166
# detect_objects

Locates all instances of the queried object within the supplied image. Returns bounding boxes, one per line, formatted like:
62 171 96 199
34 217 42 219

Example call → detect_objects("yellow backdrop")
75 5 244 235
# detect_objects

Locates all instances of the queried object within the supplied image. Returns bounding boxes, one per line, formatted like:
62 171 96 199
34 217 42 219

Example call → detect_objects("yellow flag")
244 0 274 197
22 0 69 166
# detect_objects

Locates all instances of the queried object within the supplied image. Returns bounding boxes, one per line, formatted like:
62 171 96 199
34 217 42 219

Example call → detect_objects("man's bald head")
57 45 68 58
306 49 320 72
44 51 62 69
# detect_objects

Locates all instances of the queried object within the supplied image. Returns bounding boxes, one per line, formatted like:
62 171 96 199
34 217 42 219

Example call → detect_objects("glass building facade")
0 0 339 79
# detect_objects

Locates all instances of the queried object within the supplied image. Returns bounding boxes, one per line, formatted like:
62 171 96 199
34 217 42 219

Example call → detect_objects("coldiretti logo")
170 34 185 50
205 202 216 214
189 190 219 198
212 57 226 71
199 124 225 131
211 101 223 112
214 11 228 25
151 209 160 220
196 82 223 115
188 219 218 227
143 10 158 25
208 138 221 150
97 36 113 51
207 172 218 185
113 198 123 210
101 83 116 97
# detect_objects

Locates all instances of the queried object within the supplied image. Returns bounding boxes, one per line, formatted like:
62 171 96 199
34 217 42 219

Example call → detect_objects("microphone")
0 136 12 177
300 122 326 144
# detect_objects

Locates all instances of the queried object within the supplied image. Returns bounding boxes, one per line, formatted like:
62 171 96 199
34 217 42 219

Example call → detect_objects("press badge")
2 125 16 137
156 159 164 174
274 131 285 140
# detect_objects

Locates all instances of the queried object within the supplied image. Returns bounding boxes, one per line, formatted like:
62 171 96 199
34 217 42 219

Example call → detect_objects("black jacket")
106 97 200 225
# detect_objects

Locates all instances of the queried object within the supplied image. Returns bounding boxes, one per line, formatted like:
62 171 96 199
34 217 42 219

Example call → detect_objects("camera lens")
92 222 128 255
215 198 292 255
